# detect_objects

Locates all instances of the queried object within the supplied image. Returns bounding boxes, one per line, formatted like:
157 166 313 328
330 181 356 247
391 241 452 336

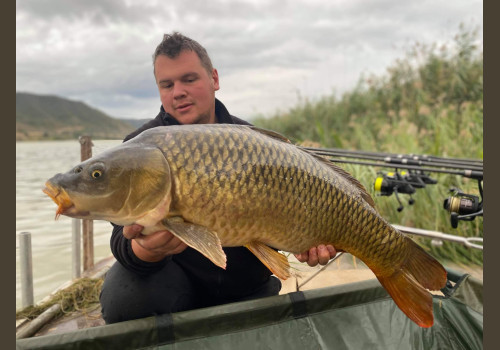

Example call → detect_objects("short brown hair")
152 32 214 73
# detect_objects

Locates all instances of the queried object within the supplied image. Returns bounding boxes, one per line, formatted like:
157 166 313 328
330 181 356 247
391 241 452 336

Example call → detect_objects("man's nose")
173 83 187 99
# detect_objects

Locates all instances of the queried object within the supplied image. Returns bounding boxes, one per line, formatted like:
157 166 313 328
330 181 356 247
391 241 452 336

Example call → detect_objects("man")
100 32 336 324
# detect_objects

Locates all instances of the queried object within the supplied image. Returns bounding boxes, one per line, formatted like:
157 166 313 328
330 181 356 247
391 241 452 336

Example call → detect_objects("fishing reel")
374 170 437 212
408 170 438 186
443 180 483 228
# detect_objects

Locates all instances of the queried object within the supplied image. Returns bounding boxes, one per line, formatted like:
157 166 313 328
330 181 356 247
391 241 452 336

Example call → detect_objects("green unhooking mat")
16 269 482 350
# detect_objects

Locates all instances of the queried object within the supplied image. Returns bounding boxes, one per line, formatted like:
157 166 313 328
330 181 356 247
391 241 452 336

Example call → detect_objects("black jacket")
110 99 273 300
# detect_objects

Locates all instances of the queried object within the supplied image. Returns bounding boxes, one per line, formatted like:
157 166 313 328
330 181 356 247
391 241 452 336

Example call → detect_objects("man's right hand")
123 224 188 262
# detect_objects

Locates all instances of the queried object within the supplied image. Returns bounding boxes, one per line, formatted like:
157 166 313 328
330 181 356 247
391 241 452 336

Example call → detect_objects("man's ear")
212 68 220 91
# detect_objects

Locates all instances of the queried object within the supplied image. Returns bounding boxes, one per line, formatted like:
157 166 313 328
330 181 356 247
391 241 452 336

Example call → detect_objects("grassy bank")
253 25 483 266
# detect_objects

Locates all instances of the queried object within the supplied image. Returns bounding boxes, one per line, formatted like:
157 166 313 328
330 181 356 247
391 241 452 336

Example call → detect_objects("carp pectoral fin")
164 218 227 269
245 242 291 280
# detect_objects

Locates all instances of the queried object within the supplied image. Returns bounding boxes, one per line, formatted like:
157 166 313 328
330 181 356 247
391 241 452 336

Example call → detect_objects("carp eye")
91 170 103 179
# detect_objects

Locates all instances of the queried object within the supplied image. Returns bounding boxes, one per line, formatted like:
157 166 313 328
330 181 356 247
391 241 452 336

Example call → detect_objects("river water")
16 139 122 310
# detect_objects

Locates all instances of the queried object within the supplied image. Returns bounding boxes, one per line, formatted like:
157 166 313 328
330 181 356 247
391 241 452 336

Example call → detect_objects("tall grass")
253 25 483 267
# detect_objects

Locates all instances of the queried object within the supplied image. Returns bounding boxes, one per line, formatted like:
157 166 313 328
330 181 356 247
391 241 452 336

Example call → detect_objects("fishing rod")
311 158 483 180
304 147 483 168
305 146 483 228
305 149 482 172
304 145 482 161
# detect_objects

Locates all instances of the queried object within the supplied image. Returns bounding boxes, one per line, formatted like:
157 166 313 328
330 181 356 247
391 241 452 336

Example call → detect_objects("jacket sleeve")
109 223 171 275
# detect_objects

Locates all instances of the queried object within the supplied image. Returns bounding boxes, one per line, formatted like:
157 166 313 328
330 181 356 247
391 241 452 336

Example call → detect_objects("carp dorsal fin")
300 147 376 208
164 217 227 269
248 126 293 143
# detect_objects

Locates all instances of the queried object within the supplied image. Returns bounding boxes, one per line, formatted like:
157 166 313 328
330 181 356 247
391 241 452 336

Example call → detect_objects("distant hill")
120 118 151 129
16 92 136 141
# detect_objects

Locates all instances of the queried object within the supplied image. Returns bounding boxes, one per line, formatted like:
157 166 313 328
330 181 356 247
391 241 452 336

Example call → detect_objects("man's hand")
123 224 188 262
294 245 337 267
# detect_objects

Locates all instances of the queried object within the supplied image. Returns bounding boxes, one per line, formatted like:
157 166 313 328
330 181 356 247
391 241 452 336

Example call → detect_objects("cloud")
16 0 483 120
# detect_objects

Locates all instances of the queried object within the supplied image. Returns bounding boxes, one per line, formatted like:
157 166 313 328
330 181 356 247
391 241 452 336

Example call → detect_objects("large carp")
43 124 447 327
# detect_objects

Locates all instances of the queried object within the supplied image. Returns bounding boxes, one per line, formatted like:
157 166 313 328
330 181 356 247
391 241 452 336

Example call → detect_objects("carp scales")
43 124 447 327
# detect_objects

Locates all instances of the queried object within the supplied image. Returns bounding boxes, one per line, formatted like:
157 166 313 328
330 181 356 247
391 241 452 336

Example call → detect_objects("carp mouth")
43 182 76 220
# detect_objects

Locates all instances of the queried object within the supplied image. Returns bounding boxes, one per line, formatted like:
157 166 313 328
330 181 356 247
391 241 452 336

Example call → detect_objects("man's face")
154 50 220 125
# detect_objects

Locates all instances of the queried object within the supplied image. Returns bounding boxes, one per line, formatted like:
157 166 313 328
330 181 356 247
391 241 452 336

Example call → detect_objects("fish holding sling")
43 124 447 327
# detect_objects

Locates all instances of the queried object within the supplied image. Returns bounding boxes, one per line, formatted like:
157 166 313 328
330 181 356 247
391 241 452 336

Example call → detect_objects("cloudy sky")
16 0 483 120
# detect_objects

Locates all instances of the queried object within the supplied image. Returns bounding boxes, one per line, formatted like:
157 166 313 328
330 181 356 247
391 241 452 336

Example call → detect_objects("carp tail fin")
375 239 447 328
404 239 448 290
377 270 434 328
